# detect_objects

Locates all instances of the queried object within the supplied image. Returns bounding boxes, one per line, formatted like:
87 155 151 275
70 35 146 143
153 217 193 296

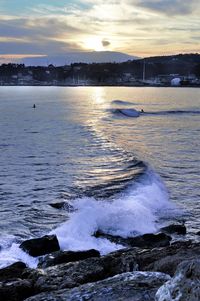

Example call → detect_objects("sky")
0 0 199 62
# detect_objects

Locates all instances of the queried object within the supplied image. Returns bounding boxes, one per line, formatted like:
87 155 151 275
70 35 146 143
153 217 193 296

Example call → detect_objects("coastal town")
0 53 200 87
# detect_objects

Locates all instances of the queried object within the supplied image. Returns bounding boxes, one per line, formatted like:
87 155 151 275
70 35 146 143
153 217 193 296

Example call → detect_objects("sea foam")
52 169 174 255
0 169 176 268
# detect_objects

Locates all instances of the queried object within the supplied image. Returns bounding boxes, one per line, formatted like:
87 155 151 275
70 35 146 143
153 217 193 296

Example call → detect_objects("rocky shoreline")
1 225 200 301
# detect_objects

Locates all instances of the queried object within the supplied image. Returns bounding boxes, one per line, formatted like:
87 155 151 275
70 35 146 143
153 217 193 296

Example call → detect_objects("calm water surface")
0 86 199 266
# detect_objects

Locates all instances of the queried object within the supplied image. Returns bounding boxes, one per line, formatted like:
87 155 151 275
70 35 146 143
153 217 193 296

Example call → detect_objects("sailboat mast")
143 59 146 82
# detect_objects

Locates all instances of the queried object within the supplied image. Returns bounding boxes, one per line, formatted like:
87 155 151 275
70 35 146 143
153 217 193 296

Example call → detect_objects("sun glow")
84 37 104 51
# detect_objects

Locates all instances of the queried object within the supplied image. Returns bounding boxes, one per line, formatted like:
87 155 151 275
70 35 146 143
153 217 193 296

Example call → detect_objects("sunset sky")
0 0 199 62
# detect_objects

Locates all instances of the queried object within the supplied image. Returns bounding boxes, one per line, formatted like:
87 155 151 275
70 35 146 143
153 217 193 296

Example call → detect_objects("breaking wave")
52 168 175 255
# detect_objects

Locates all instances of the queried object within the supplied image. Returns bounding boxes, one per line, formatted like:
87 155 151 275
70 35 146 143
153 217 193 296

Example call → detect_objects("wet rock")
20 235 60 257
156 259 200 301
50 201 74 212
137 241 200 276
49 202 65 209
160 224 186 235
0 279 34 301
128 233 171 248
95 231 171 248
94 230 128 245
25 271 170 301
34 257 107 292
102 248 138 276
38 249 100 268
0 262 27 281
33 251 139 293
25 241 200 294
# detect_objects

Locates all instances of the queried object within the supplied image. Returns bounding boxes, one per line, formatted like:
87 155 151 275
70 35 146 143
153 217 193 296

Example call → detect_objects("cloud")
0 0 199 58
0 16 85 55
102 39 110 47
133 0 197 16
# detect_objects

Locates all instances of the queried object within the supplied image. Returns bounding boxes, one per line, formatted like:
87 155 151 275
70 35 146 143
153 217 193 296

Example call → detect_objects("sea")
0 86 199 268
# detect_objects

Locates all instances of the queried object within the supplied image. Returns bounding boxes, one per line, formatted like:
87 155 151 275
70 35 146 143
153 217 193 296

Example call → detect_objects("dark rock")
128 233 171 248
0 279 34 301
24 241 200 295
38 249 100 268
156 259 200 301
32 252 139 293
49 202 65 209
102 248 138 277
0 262 27 281
160 223 186 235
30 240 200 294
49 202 74 212
94 230 128 245
20 235 60 257
34 257 107 292
25 271 170 301
95 231 171 248
196 231 200 235
136 241 200 276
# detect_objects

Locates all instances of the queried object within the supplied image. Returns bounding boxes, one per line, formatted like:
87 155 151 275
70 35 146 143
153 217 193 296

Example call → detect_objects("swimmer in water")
33 104 36 108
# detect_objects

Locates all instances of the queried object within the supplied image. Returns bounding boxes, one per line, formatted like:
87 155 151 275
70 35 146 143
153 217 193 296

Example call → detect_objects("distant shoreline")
0 84 200 88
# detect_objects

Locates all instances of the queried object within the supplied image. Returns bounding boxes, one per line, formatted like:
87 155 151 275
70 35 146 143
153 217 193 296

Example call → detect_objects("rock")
49 202 65 209
94 230 128 245
33 252 138 293
30 241 200 294
34 257 107 292
136 241 200 276
0 279 34 301
49 202 74 212
25 271 170 301
196 231 200 235
0 262 27 281
1 240 198 300
156 259 200 301
128 233 171 248
95 231 171 248
38 249 100 268
160 224 186 235
102 248 138 276
20 235 60 257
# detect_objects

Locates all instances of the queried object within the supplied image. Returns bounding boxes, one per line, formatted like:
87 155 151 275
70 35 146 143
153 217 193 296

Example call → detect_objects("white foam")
0 170 177 267
0 243 38 269
52 169 175 255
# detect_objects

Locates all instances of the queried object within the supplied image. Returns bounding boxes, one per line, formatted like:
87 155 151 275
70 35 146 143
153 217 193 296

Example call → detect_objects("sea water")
0 86 199 267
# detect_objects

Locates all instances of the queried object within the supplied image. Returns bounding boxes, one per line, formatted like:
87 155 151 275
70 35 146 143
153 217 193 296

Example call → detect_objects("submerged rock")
156 259 200 301
49 202 65 209
20 235 60 257
38 249 100 268
25 271 170 301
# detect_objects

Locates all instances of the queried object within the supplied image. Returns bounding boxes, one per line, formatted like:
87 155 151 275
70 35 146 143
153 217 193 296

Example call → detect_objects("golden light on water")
92 87 106 104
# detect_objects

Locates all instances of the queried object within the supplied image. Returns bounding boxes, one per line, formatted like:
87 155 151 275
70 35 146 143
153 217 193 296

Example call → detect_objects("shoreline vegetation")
1 83 200 88
1 223 200 300
0 53 200 88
